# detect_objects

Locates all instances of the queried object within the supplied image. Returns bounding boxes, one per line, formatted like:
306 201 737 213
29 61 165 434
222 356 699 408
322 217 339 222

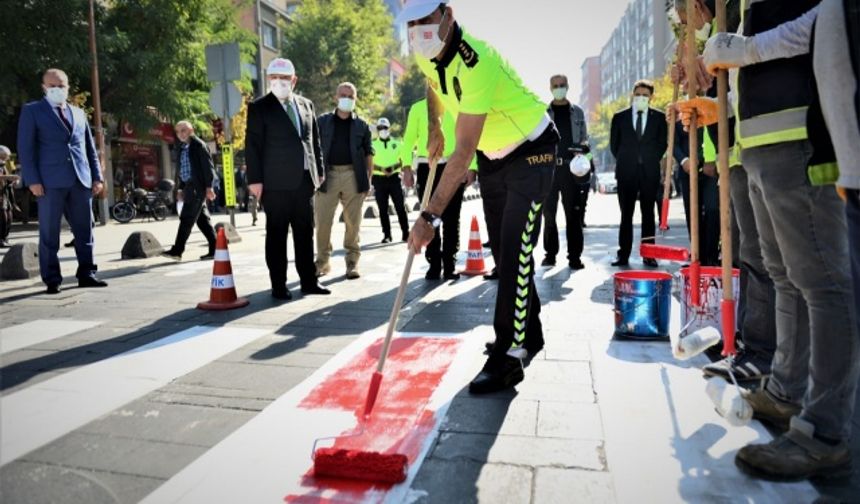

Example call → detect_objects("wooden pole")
660 44 683 231
686 0 702 307
88 0 108 224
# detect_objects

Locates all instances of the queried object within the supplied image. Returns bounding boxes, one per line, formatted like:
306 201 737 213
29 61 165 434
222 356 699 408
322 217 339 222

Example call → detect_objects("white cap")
377 117 391 128
267 58 295 76
395 0 448 24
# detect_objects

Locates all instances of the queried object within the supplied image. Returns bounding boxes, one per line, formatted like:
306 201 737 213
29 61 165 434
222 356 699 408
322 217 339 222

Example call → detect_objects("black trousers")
478 140 555 366
172 183 217 255
679 173 720 266
542 163 589 263
417 162 465 273
372 174 409 239
616 176 659 260
262 176 317 291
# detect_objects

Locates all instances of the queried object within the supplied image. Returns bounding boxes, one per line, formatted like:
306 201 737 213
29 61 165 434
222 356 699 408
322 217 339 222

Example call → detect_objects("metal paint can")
614 270 673 338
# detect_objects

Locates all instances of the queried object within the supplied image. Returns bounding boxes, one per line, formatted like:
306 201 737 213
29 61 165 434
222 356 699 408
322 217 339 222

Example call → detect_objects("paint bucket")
679 266 740 338
614 270 673 338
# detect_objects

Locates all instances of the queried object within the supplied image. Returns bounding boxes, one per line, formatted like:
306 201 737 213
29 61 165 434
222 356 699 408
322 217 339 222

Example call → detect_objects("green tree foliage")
378 58 427 136
282 0 394 117
0 0 254 142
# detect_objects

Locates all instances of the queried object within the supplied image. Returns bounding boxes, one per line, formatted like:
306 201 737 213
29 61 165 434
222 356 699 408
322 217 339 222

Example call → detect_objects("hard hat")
267 58 295 76
570 154 591 177
396 0 449 24
377 117 391 129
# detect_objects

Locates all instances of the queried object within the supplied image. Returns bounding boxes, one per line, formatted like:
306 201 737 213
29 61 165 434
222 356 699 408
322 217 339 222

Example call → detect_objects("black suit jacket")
317 111 374 194
610 107 668 189
178 135 216 190
245 93 324 191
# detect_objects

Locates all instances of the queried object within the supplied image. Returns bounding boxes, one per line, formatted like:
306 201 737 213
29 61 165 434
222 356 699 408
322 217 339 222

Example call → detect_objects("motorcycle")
111 179 174 223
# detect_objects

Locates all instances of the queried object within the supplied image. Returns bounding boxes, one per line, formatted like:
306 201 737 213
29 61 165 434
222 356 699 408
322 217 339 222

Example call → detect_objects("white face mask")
45 86 69 106
408 10 448 59
551 87 568 101
269 79 293 100
338 97 355 113
695 22 712 41
379 129 390 140
633 95 650 112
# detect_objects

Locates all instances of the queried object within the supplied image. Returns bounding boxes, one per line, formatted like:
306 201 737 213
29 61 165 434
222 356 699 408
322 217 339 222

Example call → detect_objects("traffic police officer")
398 0 559 394
371 118 410 243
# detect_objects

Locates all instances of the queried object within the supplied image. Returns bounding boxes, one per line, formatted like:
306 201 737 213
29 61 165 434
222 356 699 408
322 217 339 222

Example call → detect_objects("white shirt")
632 108 648 135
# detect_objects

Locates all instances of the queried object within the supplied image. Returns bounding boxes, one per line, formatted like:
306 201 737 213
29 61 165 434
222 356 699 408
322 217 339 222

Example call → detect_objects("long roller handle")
686 0 702 307
661 45 683 231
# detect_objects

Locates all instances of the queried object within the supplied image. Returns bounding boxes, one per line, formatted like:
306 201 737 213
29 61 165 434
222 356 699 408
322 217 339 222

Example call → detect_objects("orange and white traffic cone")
197 228 249 311
460 215 489 276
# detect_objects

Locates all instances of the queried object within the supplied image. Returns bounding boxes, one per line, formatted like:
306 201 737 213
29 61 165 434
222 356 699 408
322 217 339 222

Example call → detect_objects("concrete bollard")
1 243 40 279
121 231 164 259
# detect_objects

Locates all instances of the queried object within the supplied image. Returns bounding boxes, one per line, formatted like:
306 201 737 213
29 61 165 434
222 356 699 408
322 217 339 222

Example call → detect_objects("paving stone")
177 361 314 398
514 381 595 403
542 340 592 361
537 402 604 440
411 458 532 504
534 467 616 504
440 396 538 436
527 359 593 385
431 432 604 470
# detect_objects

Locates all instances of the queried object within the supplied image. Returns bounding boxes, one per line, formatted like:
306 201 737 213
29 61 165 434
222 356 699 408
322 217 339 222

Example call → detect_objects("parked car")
596 173 618 194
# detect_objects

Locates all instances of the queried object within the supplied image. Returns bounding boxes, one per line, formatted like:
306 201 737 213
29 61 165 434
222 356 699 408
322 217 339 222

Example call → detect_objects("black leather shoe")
46 284 61 294
78 277 108 288
64 239 75 248
443 270 460 281
199 251 215 260
468 357 524 395
425 266 442 281
611 257 629 267
161 249 182 261
301 283 331 295
541 256 556 267
272 288 292 300
643 258 658 267
402 232 409 242
569 259 585 270
381 236 392 244
483 269 498 281
482 241 491 248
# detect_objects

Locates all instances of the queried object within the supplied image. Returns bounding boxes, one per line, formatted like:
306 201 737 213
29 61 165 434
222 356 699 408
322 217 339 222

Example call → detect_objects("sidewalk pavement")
0 190 857 503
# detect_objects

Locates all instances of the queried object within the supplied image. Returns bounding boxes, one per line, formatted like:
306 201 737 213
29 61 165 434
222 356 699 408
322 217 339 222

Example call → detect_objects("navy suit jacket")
17 98 102 189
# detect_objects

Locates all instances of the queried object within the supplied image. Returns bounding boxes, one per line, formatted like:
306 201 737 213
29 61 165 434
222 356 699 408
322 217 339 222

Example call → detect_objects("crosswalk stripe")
0 319 102 355
0 325 268 466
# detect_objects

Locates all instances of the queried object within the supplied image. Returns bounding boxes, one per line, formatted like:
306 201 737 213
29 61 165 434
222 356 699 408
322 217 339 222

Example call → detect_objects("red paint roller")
311 159 441 484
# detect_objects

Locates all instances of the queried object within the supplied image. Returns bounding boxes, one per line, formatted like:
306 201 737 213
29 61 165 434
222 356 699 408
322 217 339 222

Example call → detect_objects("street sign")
205 43 241 82
221 144 236 208
209 81 242 120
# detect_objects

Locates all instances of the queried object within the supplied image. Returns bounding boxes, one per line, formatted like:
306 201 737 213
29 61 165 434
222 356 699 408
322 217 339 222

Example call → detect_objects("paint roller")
705 378 753 426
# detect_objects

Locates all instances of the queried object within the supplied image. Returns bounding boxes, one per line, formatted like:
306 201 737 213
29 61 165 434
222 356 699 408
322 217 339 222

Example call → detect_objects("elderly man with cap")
245 58 330 300
371 117 409 244
398 0 559 394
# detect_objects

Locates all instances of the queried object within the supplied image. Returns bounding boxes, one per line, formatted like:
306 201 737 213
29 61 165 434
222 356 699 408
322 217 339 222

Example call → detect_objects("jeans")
743 140 859 440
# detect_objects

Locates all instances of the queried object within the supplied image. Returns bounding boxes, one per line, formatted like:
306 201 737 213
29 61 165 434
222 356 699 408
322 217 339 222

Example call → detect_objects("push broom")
312 157 441 484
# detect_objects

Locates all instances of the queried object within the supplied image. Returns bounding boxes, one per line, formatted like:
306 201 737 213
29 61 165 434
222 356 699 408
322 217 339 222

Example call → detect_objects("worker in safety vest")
371 118 410 244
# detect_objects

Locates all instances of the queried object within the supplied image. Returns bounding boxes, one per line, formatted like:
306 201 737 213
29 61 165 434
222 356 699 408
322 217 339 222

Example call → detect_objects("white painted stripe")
469 231 481 239
141 329 486 503
0 319 102 355
211 275 235 289
0 326 268 466
214 250 230 262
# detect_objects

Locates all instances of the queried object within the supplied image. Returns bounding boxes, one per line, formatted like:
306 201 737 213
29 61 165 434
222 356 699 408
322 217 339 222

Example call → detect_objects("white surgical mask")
45 87 69 106
338 97 355 113
551 87 568 101
269 79 293 100
408 11 448 59
379 129 390 140
633 95 650 112
696 22 712 42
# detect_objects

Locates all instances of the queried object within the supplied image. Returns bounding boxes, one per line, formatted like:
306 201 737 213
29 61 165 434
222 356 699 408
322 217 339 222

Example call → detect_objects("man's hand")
249 183 263 200
206 188 216 201
407 218 435 255
703 163 717 178
29 183 44 197
703 33 760 75
92 181 104 196
678 97 719 129
464 170 477 186
428 126 445 161
681 159 691 174
402 170 415 188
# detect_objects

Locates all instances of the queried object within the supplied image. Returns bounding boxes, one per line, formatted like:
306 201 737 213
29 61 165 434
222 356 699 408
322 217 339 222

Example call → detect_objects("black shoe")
541 256 556 267
703 350 772 382
382 236 392 244
301 283 331 295
468 357 525 395
483 269 498 281
643 258 658 268
64 239 75 248
271 288 292 300
46 284 61 294
569 259 585 270
402 232 409 242
611 257 629 267
78 276 108 288
482 241 491 248
200 251 215 260
0 240 9 248
484 341 544 366
443 270 461 281
252 219 257 226
161 249 182 261
425 266 441 281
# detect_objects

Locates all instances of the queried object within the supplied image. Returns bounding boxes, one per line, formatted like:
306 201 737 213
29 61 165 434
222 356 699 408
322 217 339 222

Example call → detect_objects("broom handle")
686 0 700 265
376 158 440 373
662 45 683 207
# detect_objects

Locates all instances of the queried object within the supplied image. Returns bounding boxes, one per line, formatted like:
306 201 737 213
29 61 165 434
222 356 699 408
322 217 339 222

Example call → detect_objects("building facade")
579 56 602 120
238 0 296 98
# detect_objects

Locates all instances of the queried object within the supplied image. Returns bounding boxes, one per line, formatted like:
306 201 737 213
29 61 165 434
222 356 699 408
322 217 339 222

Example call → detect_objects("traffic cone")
460 216 489 276
197 227 249 311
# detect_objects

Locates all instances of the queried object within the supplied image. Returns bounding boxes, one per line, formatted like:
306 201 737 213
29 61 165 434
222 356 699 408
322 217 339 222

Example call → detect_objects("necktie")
285 101 299 132
635 111 643 140
57 107 72 132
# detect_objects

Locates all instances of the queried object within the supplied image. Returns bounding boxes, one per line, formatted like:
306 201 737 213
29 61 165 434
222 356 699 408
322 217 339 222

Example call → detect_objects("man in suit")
17 68 107 294
162 121 218 261
246 58 329 300
315 82 374 280
609 79 668 267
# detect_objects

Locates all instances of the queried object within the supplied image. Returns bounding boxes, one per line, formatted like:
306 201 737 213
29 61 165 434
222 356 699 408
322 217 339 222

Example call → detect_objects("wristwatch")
420 210 442 228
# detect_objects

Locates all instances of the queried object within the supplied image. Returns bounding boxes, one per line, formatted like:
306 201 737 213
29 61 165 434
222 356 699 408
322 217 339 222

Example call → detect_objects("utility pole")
88 0 109 225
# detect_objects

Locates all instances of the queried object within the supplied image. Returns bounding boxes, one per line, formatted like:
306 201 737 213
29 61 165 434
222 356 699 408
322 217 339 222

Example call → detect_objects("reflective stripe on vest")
737 107 808 149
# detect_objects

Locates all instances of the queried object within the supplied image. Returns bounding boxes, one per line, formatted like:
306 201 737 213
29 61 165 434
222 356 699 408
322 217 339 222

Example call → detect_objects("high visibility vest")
372 137 402 176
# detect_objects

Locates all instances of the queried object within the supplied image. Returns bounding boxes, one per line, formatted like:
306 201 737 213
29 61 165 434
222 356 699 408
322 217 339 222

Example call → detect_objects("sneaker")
346 269 361 280
703 351 771 382
316 263 331 277
741 385 802 432
736 417 852 481
468 356 524 395
541 256 556 267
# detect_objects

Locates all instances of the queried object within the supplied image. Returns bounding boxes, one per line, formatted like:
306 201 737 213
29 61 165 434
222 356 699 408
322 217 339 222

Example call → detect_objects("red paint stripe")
285 337 461 503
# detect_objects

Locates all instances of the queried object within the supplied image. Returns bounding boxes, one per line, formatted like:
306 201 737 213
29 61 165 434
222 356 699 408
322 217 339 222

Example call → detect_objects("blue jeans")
743 141 859 440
